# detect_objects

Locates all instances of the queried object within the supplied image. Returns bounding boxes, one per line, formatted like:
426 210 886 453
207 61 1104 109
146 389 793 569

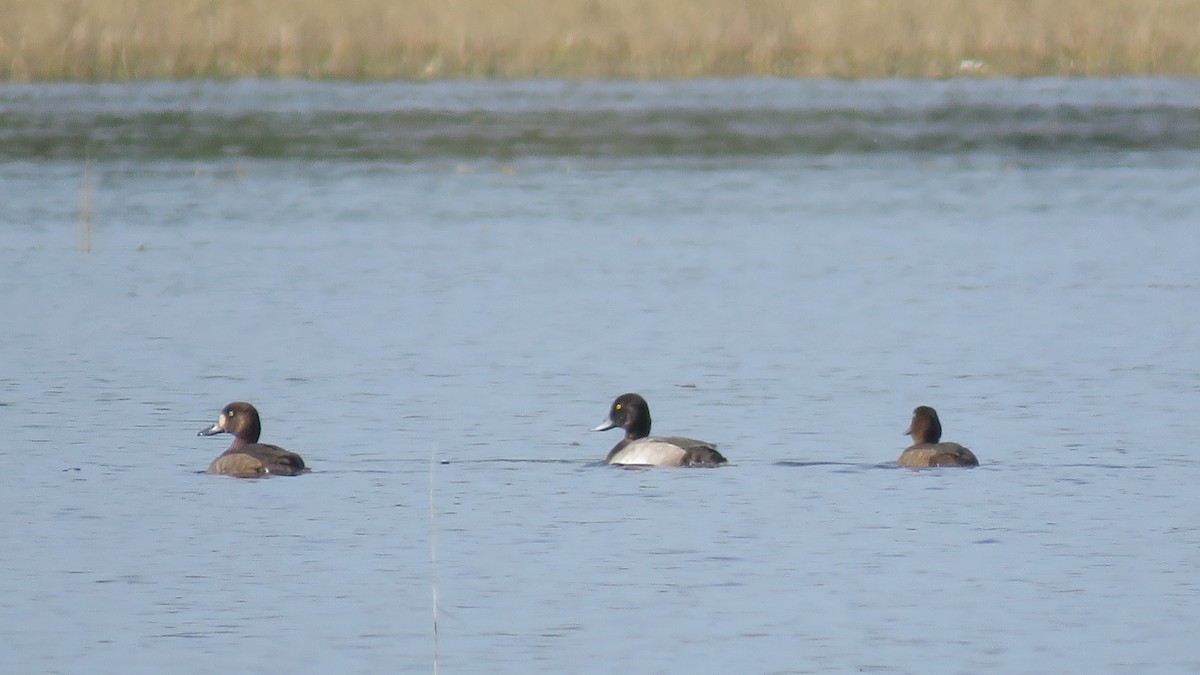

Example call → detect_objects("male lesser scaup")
197 401 309 477
898 405 979 467
592 393 727 467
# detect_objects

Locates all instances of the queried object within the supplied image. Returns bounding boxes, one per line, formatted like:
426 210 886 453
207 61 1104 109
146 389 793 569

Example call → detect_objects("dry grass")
2 0 1198 80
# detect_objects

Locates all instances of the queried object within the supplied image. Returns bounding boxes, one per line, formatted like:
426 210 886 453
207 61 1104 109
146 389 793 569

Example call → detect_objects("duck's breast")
208 452 269 477
608 438 690 466
898 442 978 468
209 444 307 477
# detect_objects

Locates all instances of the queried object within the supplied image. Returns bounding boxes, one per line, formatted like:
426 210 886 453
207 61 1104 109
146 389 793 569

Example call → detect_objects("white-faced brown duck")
592 393 727 467
898 405 979 468
198 401 309 477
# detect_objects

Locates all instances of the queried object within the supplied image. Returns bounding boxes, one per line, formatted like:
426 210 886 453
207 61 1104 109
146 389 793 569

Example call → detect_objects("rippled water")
2 79 1199 674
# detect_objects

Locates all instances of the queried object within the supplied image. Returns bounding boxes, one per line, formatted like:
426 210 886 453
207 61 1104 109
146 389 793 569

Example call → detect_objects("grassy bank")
3 0 1198 80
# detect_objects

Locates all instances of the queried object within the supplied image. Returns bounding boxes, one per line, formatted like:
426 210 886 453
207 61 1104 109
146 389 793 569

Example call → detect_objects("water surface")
2 78 1199 674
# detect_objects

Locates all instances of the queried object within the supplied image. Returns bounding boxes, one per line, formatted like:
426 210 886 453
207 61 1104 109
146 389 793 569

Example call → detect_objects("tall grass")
3 0 1198 80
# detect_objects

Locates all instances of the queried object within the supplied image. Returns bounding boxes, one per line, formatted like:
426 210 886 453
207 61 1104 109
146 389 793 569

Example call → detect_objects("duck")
592 393 727 467
898 405 979 467
197 401 309 477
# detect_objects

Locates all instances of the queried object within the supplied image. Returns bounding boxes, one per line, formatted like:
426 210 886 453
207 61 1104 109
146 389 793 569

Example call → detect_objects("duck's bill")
591 419 616 432
198 422 223 437
903 426 912 436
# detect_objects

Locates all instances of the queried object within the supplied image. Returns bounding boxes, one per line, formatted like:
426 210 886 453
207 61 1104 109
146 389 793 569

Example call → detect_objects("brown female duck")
197 401 309 477
898 406 979 468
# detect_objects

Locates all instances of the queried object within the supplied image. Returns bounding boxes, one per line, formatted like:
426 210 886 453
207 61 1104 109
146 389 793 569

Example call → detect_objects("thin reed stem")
77 160 94 253
429 448 440 675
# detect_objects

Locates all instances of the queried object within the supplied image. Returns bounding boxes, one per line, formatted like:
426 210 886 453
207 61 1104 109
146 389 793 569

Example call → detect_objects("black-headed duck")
898 405 979 468
197 401 309 477
592 393 727 467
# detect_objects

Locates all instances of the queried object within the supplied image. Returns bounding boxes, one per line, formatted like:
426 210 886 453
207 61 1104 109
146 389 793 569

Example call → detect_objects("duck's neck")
229 422 261 449
916 423 941 444
238 418 262 444
625 415 651 441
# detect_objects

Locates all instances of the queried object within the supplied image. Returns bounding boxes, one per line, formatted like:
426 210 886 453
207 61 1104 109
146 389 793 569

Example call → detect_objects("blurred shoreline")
3 0 1199 81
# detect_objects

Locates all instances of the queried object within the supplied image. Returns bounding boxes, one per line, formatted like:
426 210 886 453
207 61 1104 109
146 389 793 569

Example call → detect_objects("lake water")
2 78 1199 674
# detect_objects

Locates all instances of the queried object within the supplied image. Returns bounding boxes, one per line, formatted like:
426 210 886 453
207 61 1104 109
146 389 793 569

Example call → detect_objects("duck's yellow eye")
615 404 622 410
226 410 235 417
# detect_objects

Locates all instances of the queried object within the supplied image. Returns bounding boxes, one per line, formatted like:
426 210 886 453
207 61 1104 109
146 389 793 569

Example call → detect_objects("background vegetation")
3 0 1198 80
